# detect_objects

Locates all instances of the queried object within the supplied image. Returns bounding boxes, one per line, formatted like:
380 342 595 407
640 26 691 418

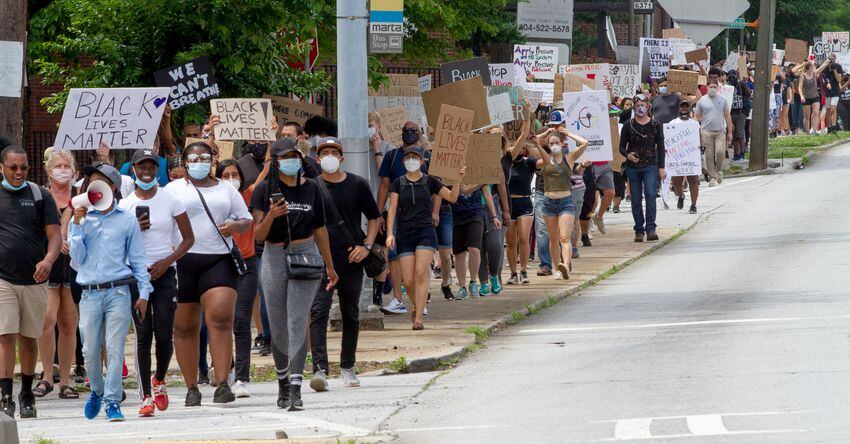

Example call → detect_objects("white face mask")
320 155 340 174
404 158 421 173
368 126 377 138
707 87 718 97
51 168 73 184
226 179 241 190
550 144 563 155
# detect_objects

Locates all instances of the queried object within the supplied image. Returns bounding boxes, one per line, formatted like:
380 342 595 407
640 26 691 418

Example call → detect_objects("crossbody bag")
193 184 248 276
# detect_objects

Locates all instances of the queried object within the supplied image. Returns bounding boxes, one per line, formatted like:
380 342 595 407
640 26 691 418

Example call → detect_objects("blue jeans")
790 101 804 131
625 165 659 235
79 286 132 404
533 190 552 269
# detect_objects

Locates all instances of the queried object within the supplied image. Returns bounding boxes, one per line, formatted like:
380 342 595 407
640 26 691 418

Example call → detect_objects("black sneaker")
441 285 454 300
259 338 272 356
677 195 685 210
1 395 14 418
198 372 210 385
251 335 264 354
277 377 290 409
19 392 36 419
73 365 87 384
288 384 303 411
520 271 530 284
213 382 236 404
185 386 202 407
581 234 592 247
689 205 697 214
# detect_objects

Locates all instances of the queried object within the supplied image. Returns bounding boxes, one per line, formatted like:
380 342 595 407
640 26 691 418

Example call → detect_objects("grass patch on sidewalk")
764 131 850 159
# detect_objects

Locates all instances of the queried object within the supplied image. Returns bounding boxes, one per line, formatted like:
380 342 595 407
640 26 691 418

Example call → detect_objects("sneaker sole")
108 417 126 422
213 394 235 404
343 382 361 388
235 393 250 399
309 379 328 393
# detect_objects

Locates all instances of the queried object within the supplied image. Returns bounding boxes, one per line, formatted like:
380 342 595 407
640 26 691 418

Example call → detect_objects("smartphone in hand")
135 206 150 231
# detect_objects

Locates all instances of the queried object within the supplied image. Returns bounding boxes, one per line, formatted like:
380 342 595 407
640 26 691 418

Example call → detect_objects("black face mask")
401 129 420 145
247 143 268 159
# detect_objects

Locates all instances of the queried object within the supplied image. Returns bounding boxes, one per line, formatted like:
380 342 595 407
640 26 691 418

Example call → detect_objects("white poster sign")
0 41 24 98
562 90 613 162
489 63 517 87
524 82 555 105
822 32 850 54
516 0 574 40
562 64 609 90
722 51 740 73
486 93 514 126
720 84 735 112
609 64 639 98
210 98 275 141
53 87 170 150
514 44 559 80
664 120 702 177
368 96 428 129
772 49 785 66
418 75 432 93
639 38 672 80
669 38 697 66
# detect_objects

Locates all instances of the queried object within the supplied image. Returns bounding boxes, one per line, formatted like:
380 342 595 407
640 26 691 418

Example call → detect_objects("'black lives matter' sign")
154 56 220 110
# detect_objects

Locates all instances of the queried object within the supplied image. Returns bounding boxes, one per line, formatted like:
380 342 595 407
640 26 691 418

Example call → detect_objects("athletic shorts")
0 279 48 338
452 217 484 254
731 113 747 139
541 195 576 217
510 196 533 220
395 226 438 258
592 163 615 190
176 253 238 303
804 97 820 106
827 96 839 107
436 205 453 249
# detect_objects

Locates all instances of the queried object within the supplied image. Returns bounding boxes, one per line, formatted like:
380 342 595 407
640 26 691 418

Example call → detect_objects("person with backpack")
450 182 500 300
0 145 62 419
385 147 464 330
619 95 666 243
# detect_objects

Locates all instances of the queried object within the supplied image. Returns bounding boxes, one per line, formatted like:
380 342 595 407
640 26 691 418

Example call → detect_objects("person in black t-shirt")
385 147 464 331
823 54 845 132
307 138 380 391
0 145 62 419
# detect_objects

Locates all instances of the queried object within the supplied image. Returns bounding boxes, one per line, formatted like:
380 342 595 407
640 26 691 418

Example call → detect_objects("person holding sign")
385 147 464 331
669 102 701 214
619 95 666 242
534 129 588 279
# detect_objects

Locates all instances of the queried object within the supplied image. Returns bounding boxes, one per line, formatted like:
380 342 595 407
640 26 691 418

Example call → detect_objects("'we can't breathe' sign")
53 87 170 150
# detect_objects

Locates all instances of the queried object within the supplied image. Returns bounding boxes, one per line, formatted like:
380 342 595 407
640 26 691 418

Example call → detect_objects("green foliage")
390 355 409 373
465 325 489 342
769 131 850 148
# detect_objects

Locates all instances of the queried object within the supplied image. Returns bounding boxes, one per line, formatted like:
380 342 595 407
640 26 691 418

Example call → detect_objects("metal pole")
597 10 608 57
628 1 635 46
749 0 775 171
725 30 729 57
0 0 26 146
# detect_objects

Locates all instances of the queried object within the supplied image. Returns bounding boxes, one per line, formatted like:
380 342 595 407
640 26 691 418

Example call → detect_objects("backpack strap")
27 182 42 202
27 182 44 226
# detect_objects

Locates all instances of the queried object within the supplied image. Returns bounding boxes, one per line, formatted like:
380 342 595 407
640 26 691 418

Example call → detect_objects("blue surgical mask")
659 86 668 95
278 158 302 176
135 177 157 191
1 177 27 191
187 162 211 180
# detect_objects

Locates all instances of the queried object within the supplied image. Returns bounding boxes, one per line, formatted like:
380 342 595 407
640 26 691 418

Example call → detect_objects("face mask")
320 155 340 174
708 88 718 97
187 162 211 180
226 179 241 190
51 168 73 184
368 127 377 138
634 105 649 117
278 158 301 176
550 144 563 155
135 177 157 191
1 177 27 191
401 130 420 145
404 158 421 173
679 112 690 120
659 86 668 94
247 143 267 159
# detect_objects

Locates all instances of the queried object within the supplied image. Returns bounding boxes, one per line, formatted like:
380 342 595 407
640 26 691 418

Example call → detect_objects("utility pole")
0 0 26 146
628 1 635 45
749 0 775 171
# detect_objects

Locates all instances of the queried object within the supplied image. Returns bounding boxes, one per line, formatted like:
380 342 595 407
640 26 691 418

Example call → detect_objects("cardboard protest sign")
772 49 785 66
462 133 503 185
429 104 474 182
487 86 528 121
662 28 686 40
422 76 491 130
523 82 554 106
419 75 432 93
667 69 699 95
441 57 491 85
185 137 235 160
513 44 559 80
0 41 24 98
638 38 671 80
669 39 697 66
664 120 702 177
53 87 170 150
562 90 613 162
369 74 420 96
489 63 518 86
153 56 220 110
685 48 709 64
562 64 609 90
562 73 595 92
738 54 748 73
368 96 428 130
608 64 639 98
785 38 809 63
376 107 408 147
610 119 626 173
720 84 735 112
811 36 828 65
210 98 275 141
822 32 849 54
722 52 740 73
487 93 514 126
263 95 323 127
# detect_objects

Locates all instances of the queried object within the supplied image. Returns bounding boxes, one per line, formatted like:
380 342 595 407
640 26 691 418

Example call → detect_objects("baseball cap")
316 137 344 155
270 138 301 157
547 110 566 126
82 162 122 186
403 146 426 159
131 149 158 165
727 69 739 78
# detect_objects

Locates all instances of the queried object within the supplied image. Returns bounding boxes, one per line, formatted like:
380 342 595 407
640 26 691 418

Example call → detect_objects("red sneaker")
152 376 169 411
138 396 155 417
122 361 129 379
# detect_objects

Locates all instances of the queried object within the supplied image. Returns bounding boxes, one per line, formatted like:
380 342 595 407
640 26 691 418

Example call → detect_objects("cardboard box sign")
370 74 420 96
375 107 408 147
185 137 235 161
210 98 275 141
662 28 686 40
429 104 475 182
422 76 491 130
667 69 700 95
263 95 324 127
784 38 809 64
462 133 504 185
685 48 709 64
441 57 492 86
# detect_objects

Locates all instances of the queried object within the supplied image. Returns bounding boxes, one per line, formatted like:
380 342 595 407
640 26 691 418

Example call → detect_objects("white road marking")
597 429 807 442
686 414 727 435
391 425 512 433
519 314 850 334
613 418 653 439
700 176 764 193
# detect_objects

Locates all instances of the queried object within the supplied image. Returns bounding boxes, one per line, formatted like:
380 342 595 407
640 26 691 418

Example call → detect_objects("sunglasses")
186 153 212 163
3 164 29 172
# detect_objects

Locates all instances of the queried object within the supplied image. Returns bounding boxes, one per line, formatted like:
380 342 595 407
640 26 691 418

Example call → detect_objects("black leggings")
234 256 259 382
133 268 177 398
613 171 626 199
310 269 362 372
478 209 504 282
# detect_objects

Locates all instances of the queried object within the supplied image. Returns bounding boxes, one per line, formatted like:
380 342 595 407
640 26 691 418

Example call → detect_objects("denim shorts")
541 194 576 217
436 204 453 249
396 226 438 258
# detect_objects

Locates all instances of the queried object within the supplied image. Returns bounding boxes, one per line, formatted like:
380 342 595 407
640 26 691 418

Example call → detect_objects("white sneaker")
232 380 250 398
382 298 407 314
310 369 329 392
341 368 360 387
553 271 563 280
592 215 607 235
709 179 717 187
717 172 723 184
209 367 236 388
424 307 429 316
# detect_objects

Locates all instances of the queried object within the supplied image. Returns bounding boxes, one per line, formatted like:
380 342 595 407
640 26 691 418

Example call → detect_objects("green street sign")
728 18 745 29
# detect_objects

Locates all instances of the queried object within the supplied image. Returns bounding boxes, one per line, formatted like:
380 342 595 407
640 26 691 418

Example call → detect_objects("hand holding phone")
136 206 151 231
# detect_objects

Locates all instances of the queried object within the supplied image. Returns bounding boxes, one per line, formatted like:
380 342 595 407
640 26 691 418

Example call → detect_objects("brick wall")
26 78 62 183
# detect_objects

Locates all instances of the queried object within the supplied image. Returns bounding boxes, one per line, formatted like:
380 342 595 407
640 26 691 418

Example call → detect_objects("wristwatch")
364 242 374 250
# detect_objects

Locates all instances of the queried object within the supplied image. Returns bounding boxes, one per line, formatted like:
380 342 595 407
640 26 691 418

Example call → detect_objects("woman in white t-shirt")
164 142 252 406
118 149 194 418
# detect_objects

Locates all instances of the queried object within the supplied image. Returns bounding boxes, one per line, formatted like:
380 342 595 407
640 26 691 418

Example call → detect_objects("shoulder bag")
193 184 248 276
283 180 325 280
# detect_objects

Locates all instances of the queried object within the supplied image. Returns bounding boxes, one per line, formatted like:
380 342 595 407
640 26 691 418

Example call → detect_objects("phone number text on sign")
518 24 571 34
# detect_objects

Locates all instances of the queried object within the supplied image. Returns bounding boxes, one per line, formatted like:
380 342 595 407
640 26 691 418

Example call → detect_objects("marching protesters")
670 102 701 214
165 142 252 406
119 149 194 417
308 138 380 392
118 135 170 186
0 145 61 418
506 133 539 285
298 118 332 177
69 162 151 422
570 160 591 259
620 95 666 242
535 129 588 279
167 157 187 181
794 61 827 134
451 182 499 299
532 112 567 277
34 150 78 401
695 79 733 187
823 53 844 132
838 74 850 131
252 138 338 411
83 142 135 198
385 147 464 330
650 77 681 125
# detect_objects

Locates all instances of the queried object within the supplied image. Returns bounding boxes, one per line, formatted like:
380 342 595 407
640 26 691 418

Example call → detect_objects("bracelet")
374 152 383 157
364 243 374 249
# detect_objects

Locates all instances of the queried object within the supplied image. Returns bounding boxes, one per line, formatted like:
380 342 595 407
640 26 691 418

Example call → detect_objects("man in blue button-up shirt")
68 163 151 422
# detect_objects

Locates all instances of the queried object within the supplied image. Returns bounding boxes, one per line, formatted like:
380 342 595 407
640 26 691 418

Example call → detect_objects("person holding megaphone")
68 162 152 422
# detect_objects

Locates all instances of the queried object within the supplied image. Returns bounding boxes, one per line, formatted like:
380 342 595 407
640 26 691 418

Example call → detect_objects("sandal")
412 321 425 331
58 385 79 399
33 380 53 398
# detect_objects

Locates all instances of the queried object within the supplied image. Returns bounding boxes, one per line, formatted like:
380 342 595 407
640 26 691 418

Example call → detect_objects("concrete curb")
404 215 706 374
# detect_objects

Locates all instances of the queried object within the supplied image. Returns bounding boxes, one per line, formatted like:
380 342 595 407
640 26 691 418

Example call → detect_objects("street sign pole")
750 0 776 171
0 0 26 146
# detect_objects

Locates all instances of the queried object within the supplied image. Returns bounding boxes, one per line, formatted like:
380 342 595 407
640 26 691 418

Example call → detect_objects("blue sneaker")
105 402 125 422
479 282 490 296
489 276 502 295
84 392 102 419
470 281 480 298
455 287 469 300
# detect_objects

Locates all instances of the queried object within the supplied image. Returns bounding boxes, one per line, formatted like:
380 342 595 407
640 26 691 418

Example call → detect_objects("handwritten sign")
667 69 699 95
722 51 741 73
462 133 503 185
368 96 428 130
562 64 609 90
263 95 324 127
376 107 408 147
422 76 491 130
53 87 170 150
822 32 849 54
784 38 809 63
662 28 686 40
664 120 702 177
186 137 234 161
0 41 24 98
210 98 275 141
523 82 554 106
489 63 518 86
429 104 474 182
685 47 709 64
441 57 491 86
611 119 626 173
419 75 432 93
562 90 613 162
153 56 220 110
370 74 420 96
513 44 559 80
669 39 697 66
772 49 785 66
608 64 639 98
639 38 671 80
487 93 514 126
